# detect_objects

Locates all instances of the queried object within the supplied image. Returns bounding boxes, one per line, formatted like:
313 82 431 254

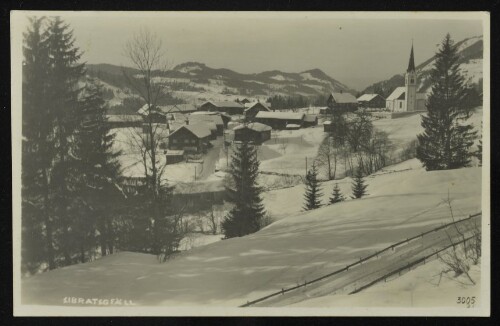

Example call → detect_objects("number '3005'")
457 296 476 308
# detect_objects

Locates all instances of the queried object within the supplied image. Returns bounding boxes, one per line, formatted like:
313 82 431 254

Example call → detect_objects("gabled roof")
138 104 165 116
357 94 383 102
255 111 305 120
233 122 272 132
189 113 224 126
329 92 358 104
244 102 271 111
168 123 212 139
159 104 197 113
386 87 406 101
202 101 244 108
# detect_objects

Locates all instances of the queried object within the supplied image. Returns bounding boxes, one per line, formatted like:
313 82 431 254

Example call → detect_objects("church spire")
407 42 416 72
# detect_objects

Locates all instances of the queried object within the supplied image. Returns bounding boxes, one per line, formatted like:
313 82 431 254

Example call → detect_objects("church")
385 45 427 112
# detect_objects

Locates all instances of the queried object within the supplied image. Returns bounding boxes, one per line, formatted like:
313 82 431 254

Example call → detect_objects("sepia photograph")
11 11 490 316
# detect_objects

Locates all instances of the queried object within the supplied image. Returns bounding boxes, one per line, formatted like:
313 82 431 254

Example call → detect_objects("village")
16 12 487 314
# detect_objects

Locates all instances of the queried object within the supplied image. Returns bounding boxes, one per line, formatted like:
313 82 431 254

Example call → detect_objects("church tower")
405 44 417 112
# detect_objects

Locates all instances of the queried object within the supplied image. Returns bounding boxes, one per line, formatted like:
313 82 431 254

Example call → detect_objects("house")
159 103 198 115
189 112 225 136
198 101 245 115
240 98 251 104
105 115 143 129
171 180 226 214
244 102 272 120
357 94 386 109
168 123 212 153
120 176 147 195
165 150 185 165
233 122 272 144
326 92 358 113
137 104 168 124
385 44 427 112
303 114 318 127
254 111 305 130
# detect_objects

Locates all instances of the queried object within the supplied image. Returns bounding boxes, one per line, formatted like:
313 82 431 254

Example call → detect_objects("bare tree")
317 135 338 180
122 28 176 256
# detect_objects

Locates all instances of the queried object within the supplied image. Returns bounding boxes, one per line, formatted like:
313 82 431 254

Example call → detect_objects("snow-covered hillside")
21 160 482 307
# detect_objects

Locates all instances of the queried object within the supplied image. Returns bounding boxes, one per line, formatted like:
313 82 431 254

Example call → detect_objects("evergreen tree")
222 141 265 238
416 34 477 170
22 16 55 272
329 183 345 204
44 16 86 266
303 162 323 210
72 80 122 261
351 168 368 199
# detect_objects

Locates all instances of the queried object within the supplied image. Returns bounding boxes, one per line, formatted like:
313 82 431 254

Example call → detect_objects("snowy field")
21 160 482 307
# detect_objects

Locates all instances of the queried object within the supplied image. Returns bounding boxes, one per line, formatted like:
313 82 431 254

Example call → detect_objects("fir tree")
416 34 477 171
222 141 266 238
329 183 345 204
303 162 323 210
351 168 368 199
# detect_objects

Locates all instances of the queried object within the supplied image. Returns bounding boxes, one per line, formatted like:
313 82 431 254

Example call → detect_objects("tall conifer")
303 162 323 210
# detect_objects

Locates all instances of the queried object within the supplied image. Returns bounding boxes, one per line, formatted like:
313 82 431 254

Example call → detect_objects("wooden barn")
254 111 305 130
106 115 142 129
137 104 168 124
233 122 272 144
303 114 318 127
244 102 271 121
165 150 185 165
168 123 212 153
357 94 386 109
326 92 358 113
171 180 226 214
199 101 245 115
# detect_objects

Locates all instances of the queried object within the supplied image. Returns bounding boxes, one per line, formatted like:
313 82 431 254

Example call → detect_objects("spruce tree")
351 168 368 199
45 16 86 265
222 141 266 238
416 34 477 170
73 80 122 261
303 162 323 210
22 16 55 272
329 183 345 204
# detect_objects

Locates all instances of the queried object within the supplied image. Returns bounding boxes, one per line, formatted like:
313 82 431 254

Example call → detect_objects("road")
196 138 224 180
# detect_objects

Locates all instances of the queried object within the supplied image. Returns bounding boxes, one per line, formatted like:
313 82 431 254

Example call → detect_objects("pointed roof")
407 44 416 72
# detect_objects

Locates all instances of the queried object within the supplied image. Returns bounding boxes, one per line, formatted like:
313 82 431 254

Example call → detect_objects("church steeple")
407 43 416 72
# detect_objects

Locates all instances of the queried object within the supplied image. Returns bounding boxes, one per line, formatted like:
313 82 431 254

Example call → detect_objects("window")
191 139 196 144
399 102 402 109
184 139 189 143
172 139 177 143
410 78 414 84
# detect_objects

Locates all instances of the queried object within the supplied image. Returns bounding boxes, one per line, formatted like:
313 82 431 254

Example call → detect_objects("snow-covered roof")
303 114 318 122
243 102 271 111
159 104 197 113
106 115 142 122
255 111 305 120
233 122 272 132
323 121 332 125
286 124 301 129
166 150 184 156
357 94 383 102
386 87 406 101
329 92 357 104
168 123 212 139
203 101 244 108
189 113 224 126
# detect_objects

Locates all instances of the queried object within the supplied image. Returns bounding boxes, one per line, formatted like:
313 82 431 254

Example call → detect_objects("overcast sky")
22 12 483 90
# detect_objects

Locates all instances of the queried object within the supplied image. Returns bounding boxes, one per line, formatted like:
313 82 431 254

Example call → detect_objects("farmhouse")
326 92 358 113
105 115 142 129
199 101 245 115
137 104 168 124
159 103 198 114
357 94 386 109
233 122 272 144
190 112 225 136
254 111 305 130
244 102 271 120
168 123 212 153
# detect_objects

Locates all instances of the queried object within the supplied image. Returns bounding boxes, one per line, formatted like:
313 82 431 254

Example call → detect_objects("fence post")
281 288 284 295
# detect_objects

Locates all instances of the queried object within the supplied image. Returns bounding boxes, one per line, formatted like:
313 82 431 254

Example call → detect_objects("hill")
21 160 481 307
86 61 356 113
362 35 483 97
